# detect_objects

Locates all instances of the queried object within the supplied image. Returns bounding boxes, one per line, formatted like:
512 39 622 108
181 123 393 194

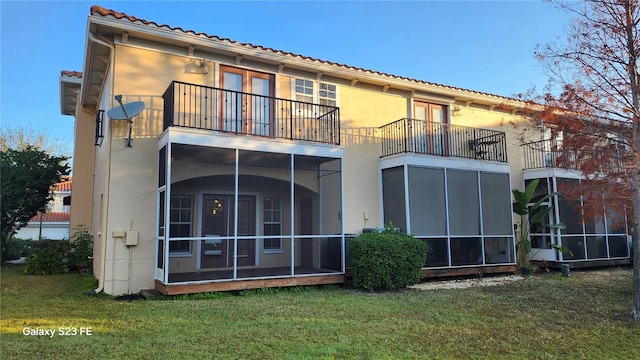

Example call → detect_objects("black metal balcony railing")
522 138 578 170
522 138 627 172
162 81 340 145
379 118 507 162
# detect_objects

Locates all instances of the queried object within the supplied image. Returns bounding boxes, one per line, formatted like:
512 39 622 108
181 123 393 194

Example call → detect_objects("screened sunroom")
522 137 631 266
155 130 345 294
380 156 516 275
524 175 630 264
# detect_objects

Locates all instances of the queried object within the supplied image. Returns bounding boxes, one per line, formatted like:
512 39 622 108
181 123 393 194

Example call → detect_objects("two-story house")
60 6 630 296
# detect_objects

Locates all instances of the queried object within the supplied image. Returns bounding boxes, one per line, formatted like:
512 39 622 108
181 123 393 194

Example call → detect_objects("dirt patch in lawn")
409 275 525 290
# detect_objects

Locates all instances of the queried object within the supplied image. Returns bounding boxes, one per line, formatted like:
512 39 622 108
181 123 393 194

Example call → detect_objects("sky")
0 0 573 157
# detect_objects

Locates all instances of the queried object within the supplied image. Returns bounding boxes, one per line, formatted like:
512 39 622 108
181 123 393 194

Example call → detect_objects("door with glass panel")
200 194 256 268
414 101 448 155
526 178 558 261
219 65 274 136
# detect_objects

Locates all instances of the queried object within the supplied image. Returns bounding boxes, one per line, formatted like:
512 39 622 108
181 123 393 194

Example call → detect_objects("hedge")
349 231 428 291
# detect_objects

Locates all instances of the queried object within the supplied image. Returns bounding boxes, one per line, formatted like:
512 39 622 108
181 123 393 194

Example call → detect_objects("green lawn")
1 266 639 359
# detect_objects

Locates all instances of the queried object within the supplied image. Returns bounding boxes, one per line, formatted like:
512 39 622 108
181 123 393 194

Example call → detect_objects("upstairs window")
318 83 337 106
295 79 314 103
294 79 337 107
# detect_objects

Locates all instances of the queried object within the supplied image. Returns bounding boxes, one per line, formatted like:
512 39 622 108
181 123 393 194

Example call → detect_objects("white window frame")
293 78 338 107
169 194 193 257
263 196 283 253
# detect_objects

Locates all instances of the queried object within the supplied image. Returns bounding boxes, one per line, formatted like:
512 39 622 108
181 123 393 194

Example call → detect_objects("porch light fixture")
211 199 223 215
199 59 209 74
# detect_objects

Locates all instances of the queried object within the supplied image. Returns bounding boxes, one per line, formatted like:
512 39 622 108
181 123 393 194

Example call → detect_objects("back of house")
59 5 630 296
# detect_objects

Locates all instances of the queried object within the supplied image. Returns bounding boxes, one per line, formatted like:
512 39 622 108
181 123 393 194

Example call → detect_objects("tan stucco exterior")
63 8 545 295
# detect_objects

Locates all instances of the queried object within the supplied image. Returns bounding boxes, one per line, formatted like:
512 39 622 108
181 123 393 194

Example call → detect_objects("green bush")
69 225 93 269
22 225 94 275
349 230 428 291
4 237 33 260
23 240 71 275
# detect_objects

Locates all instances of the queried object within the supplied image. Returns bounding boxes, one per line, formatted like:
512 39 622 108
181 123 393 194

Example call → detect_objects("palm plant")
512 179 568 271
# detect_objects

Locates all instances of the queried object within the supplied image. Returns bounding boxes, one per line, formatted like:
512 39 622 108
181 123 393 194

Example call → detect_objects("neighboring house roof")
82 5 525 108
55 177 72 192
28 212 71 224
60 71 82 115
61 71 83 79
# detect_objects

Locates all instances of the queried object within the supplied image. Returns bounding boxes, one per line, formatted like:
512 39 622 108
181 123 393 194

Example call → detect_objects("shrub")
69 225 93 269
4 237 33 260
349 230 428 291
24 240 71 275
22 225 94 275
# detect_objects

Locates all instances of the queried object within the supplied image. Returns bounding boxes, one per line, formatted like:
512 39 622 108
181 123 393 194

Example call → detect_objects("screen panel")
408 167 446 236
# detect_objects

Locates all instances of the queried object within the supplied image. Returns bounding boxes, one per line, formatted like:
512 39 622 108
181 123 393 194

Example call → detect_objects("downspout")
88 31 113 53
86 31 114 295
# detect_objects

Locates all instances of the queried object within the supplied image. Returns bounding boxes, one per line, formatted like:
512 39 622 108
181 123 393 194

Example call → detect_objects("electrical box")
125 231 138 246
112 230 126 239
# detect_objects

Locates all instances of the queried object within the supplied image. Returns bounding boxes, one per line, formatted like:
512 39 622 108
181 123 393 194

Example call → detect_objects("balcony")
162 81 340 145
522 138 578 170
522 138 628 172
379 118 507 162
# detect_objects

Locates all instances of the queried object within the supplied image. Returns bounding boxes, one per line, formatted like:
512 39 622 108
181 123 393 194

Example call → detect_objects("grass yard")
1 266 639 359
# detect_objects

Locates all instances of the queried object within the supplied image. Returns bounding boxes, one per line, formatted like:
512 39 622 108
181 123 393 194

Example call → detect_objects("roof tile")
61 70 82 78
88 5 515 101
28 212 71 223
55 177 72 192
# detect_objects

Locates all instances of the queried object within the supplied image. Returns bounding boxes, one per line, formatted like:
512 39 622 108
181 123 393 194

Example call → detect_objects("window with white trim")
294 79 337 106
263 197 282 252
319 83 337 106
169 195 192 255
295 79 314 103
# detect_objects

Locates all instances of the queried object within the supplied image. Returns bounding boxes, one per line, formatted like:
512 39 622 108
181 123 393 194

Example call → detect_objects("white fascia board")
164 127 343 159
380 153 511 174
523 168 584 180
80 21 97 107
89 16 525 109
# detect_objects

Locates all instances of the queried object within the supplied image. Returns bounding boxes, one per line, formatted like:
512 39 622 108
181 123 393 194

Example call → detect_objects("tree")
0 126 71 156
524 0 640 320
0 146 70 261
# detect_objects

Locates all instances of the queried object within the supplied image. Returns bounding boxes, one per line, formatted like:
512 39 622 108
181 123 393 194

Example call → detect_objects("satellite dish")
107 95 145 147
107 101 144 120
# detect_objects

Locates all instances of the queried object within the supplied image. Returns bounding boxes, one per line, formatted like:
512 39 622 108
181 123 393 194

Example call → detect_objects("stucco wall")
82 39 535 295
335 86 407 234
69 108 95 233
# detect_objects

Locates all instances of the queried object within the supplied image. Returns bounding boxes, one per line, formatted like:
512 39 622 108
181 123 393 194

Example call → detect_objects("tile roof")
55 177 72 192
61 70 82 78
89 5 518 102
28 212 71 223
